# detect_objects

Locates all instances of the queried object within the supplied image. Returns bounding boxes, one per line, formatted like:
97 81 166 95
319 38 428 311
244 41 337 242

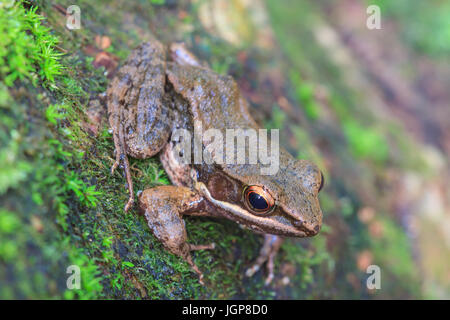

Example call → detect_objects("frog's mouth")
197 182 312 237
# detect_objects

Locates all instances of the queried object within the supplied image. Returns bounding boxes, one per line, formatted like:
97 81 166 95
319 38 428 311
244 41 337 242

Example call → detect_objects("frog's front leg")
245 235 284 285
138 186 215 285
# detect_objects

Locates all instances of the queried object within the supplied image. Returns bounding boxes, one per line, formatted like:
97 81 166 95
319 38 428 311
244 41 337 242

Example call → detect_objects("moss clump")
0 1 104 299
0 4 62 87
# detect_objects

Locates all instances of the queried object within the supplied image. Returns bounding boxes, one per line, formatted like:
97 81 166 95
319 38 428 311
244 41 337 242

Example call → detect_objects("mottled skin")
107 40 324 284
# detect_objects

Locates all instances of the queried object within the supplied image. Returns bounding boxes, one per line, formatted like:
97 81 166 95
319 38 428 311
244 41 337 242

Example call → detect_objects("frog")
106 40 324 285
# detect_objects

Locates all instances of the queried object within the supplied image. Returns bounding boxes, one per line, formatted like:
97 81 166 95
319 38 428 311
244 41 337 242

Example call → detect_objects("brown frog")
107 40 324 284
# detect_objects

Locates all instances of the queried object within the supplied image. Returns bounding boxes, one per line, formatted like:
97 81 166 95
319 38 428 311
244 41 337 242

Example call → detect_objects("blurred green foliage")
290 72 321 120
371 0 450 57
342 121 388 164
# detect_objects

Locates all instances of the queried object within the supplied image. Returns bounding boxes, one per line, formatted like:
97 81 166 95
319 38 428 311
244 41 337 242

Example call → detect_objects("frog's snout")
292 219 321 236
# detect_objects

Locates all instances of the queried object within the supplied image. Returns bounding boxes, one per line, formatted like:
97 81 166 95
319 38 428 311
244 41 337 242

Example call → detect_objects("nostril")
293 220 304 228
293 220 320 235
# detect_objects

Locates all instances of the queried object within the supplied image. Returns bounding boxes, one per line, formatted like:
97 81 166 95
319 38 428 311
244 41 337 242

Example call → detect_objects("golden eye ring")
243 185 275 215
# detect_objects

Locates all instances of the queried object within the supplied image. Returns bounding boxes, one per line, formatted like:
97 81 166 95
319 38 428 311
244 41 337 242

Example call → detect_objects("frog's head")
204 150 324 237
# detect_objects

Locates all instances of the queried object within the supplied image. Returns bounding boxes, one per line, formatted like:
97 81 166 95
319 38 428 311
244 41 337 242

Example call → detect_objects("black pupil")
248 192 268 211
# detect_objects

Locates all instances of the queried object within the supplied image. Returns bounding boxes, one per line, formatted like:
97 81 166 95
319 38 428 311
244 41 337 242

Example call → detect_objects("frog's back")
166 62 259 133
107 41 173 159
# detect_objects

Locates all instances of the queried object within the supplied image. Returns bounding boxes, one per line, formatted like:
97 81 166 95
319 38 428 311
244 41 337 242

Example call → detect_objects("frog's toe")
264 274 274 286
245 259 274 285
124 197 134 212
185 255 206 285
245 265 260 278
264 253 275 285
189 243 215 251
110 161 119 174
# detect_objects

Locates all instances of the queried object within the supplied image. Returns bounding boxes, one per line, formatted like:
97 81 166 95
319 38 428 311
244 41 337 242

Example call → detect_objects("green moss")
0 209 21 234
0 3 62 87
150 0 165 5
0 0 105 299
0 130 33 194
63 243 104 300
281 235 333 295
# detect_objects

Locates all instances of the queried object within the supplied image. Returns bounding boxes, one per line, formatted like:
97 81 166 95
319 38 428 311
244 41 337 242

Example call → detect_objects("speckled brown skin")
107 41 174 211
107 40 324 284
138 186 214 284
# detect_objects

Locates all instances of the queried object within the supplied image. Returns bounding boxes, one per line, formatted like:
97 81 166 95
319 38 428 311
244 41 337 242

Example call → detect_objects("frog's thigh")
139 186 213 283
124 72 172 158
124 102 172 159
169 42 202 67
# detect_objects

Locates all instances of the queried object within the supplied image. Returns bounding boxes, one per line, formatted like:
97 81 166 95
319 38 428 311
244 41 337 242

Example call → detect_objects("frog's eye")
318 172 324 192
243 186 275 215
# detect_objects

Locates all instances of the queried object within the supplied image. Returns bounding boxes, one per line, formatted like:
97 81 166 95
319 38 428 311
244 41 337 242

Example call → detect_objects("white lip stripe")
196 182 306 237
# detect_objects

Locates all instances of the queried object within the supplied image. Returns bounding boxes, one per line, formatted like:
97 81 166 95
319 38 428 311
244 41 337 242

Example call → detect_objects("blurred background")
0 0 449 299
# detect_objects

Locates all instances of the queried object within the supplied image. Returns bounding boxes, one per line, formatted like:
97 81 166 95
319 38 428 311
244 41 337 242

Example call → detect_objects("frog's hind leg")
109 82 135 211
110 119 136 212
139 186 215 285
169 42 208 68
107 41 171 212
245 234 284 285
